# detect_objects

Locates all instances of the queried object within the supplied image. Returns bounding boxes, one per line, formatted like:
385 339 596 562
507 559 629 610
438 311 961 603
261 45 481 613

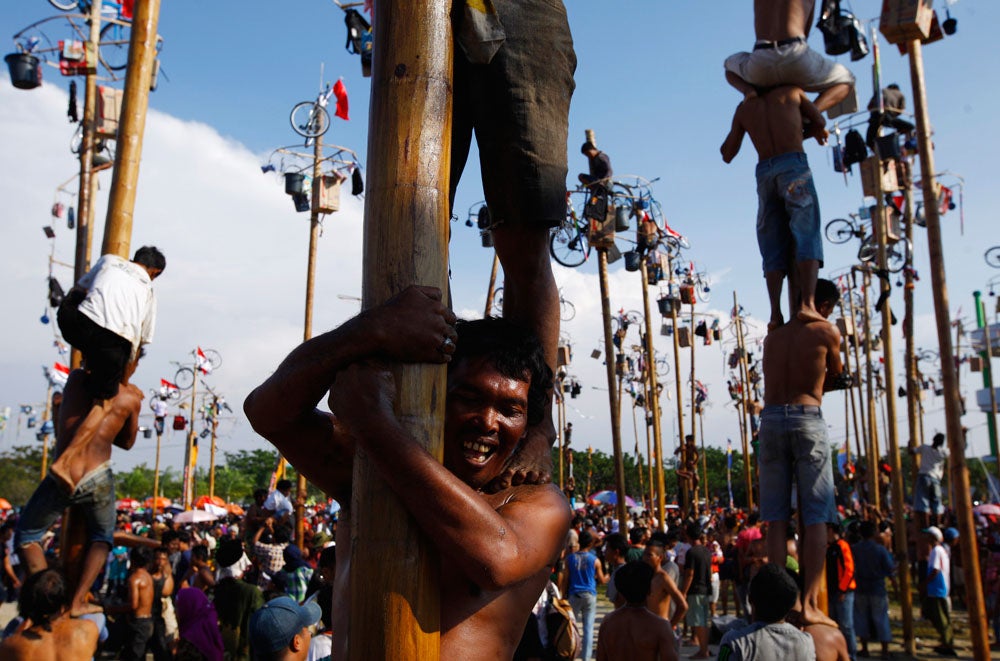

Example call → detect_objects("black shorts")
450 0 576 229
121 616 154 661
57 301 132 399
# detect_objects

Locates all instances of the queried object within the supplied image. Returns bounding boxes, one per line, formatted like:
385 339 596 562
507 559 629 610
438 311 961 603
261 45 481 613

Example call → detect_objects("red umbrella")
144 496 173 509
227 503 245 516
0 498 12 511
116 498 140 510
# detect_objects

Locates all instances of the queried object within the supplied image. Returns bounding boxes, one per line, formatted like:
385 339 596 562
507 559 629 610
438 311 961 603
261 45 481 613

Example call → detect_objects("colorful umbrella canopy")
588 490 637 508
227 503 245 516
173 509 218 524
193 495 226 509
116 498 140 510
974 503 1000 516
144 496 173 509
0 498 12 511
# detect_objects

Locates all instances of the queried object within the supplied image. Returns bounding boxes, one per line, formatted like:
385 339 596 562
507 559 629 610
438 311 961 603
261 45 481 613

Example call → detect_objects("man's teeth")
463 441 493 455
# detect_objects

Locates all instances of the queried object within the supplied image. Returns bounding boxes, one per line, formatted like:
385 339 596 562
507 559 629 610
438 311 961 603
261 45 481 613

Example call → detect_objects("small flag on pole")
196 347 213 375
49 362 70 386
160 379 179 395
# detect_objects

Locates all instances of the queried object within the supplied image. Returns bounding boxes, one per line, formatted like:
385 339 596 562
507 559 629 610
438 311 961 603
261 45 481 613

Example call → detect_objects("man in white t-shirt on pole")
912 433 948 529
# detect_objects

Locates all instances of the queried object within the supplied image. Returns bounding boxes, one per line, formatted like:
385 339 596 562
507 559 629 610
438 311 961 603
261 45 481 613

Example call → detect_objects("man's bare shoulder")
490 483 572 522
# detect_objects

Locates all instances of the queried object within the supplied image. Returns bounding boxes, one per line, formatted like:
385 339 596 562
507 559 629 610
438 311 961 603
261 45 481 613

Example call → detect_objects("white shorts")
724 41 854 92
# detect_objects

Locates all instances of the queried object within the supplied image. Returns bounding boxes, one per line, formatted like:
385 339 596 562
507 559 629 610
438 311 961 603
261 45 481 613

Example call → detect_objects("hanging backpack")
344 9 373 77
351 167 364 196
843 129 868 167
48 276 65 309
544 583 580 661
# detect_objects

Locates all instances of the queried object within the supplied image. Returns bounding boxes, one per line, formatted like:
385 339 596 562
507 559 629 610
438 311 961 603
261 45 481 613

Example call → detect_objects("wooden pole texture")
639 259 667 530
208 413 218 499
101 0 161 257
871 145 914 651
669 261 687 511
903 179 921 492
152 430 161 519
350 0 452 656
689 302 697 511
733 293 754 510
860 269 881 510
838 299 864 464
908 38 990 660
182 368 199 510
557 382 565 491
484 252 500 317
39 383 53 480
296 133 324 550
846 272 870 487
597 250 629 532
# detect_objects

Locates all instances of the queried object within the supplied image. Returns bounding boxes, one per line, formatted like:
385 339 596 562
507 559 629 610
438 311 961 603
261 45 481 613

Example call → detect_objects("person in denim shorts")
16 367 143 617
451 0 576 489
758 279 845 628
722 85 828 331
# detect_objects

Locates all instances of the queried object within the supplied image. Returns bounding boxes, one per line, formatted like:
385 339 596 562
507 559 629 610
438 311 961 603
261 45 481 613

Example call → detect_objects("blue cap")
944 527 959 542
249 596 321 657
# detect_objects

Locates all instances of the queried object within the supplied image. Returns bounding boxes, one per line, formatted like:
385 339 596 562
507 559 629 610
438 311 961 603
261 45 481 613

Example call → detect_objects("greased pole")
669 259 687 511
350 0 452 656
101 0 161 257
639 259 667 531
907 38 990 660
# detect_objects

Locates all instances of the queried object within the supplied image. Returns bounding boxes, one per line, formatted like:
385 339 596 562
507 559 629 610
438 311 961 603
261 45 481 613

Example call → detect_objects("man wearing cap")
244 287 571 660
922 526 956 656
249 596 321 661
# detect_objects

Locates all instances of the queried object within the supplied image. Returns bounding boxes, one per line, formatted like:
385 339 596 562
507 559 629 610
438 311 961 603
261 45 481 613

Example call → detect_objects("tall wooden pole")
182 368 199 510
296 133 324 550
597 250 629 532
152 429 161 518
908 38 990 660
351 0 452 655
70 0 103 369
871 138 914 652
39 383 53 479
208 412 219 499
846 272 871 488
974 291 999 477
669 262 687 511
838 299 864 464
557 384 565 491
859 269 881 510
101 0 161 257
689 302 697 511
639 259 667 530
733 293 755 510
902 181 922 490
484 252 500 317
699 409 709 506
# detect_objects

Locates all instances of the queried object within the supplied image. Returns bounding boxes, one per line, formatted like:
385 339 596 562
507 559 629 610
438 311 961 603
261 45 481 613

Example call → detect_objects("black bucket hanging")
6 53 41 90
624 250 641 272
284 172 305 195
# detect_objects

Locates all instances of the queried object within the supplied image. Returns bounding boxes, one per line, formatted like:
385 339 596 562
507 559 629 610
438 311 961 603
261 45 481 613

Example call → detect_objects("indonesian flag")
333 78 350 121
938 186 953 215
50 362 70 386
196 347 213 375
160 379 179 395
662 221 684 241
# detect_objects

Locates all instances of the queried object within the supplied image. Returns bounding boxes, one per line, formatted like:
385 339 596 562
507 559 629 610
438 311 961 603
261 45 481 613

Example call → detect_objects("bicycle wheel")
48 0 79 10
986 246 1000 269
656 357 671 377
173 367 195 390
549 224 589 268
70 123 83 154
824 218 855 244
290 102 330 139
560 297 576 321
201 349 222 370
99 21 131 71
695 279 711 302
886 240 909 273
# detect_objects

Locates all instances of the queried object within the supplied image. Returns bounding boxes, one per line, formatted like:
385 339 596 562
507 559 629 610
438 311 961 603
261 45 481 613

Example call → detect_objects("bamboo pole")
907 38 989 660
846 273 870 494
296 133 324 550
839 299 864 464
689 301 697 512
100 0 161 257
70 0 103 369
699 409 708 506
859 269 881 511
669 262 687 511
39 383 53 479
871 136 914 651
597 250 629 532
182 368 199 510
639 259 667 530
903 183 922 491
350 0 452 655
208 411 218 499
975 292 999 480
733 293 755 510
557 382 565 491
152 429 161 518
484 252 500 317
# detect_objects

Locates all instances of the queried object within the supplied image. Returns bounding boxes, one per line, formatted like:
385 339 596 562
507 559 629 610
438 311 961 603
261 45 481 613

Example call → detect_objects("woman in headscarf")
175 587 224 661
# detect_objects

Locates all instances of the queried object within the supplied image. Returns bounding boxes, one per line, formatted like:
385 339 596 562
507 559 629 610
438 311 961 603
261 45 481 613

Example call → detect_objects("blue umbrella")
588 490 637 508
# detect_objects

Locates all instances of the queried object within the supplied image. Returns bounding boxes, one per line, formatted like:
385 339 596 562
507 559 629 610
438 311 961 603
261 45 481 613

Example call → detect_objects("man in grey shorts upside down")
758 278 844 628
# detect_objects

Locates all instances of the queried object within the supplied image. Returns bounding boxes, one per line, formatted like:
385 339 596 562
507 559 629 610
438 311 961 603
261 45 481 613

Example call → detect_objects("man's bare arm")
721 108 747 163
797 89 829 145
822 326 845 391
332 364 571 591
244 286 456 498
664 574 688 626
112 387 143 450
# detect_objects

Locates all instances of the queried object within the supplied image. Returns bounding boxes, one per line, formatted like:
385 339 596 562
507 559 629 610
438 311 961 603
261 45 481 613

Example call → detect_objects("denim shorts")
16 461 116 548
686 594 711 628
451 0 577 228
758 405 836 527
754 153 824 274
854 592 892 642
913 473 943 514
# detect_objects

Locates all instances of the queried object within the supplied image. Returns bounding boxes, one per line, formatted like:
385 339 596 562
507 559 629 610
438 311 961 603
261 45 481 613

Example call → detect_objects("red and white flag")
333 78 350 121
196 347 213 375
50 362 70 386
160 379 179 395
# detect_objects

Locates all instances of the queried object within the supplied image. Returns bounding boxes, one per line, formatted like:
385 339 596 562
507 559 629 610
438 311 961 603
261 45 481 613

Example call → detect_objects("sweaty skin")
596 605 678 661
762 308 844 629
754 0 815 41
50 371 142 491
806 623 851 661
0 617 99 661
244 286 571 661
128 566 154 619
642 547 687 626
